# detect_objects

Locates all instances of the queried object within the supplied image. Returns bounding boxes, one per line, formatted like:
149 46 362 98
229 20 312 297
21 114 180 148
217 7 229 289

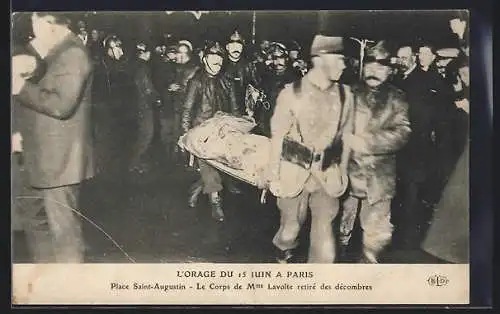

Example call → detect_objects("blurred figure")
256 42 300 137
76 20 89 46
169 40 199 163
154 41 180 165
93 35 135 182
12 12 95 262
88 28 103 64
288 40 308 77
340 41 411 263
129 42 161 174
391 44 440 249
181 42 240 222
421 56 469 263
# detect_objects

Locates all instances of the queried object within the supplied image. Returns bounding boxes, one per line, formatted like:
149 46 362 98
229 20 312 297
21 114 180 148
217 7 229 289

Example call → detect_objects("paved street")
12 139 446 264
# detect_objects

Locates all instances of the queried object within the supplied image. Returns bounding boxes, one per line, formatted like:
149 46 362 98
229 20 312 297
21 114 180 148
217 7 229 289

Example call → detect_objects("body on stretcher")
177 112 271 203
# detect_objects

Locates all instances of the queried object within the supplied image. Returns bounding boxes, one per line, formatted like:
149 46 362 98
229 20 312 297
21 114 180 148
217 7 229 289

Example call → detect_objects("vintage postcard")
11 10 471 305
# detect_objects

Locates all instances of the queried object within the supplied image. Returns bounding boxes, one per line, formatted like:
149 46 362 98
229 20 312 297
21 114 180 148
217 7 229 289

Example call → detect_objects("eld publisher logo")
427 275 449 287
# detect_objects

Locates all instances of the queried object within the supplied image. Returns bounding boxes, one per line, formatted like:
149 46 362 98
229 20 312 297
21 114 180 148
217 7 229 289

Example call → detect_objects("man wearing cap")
339 41 411 263
154 40 181 164
129 42 161 174
181 41 240 222
259 35 354 263
224 30 261 111
169 40 200 163
256 41 301 137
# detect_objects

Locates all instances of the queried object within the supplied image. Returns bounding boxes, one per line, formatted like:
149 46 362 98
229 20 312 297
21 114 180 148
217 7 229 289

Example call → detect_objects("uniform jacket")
16 33 95 188
348 83 411 204
182 69 240 133
224 58 261 106
268 74 355 196
133 59 160 112
257 67 300 137
171 61 199 112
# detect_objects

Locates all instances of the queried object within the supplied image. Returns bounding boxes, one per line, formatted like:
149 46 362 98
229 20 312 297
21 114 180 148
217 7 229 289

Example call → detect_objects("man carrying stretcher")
181 41 241 222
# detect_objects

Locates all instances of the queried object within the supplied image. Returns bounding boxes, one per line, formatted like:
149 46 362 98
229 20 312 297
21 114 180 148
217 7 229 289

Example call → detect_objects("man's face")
203 54 223 75
31 13 54 40
176 45 190 64
363 61 392 88
226 42 243 60
273 55 287 72
107 40 124 60
319 54 346 81
418 46 436 68
289 50 299 60
396 46 416 72
166 51 177 61
91 29 99 41
141 51 151 61
79 28 87 36
458 66 469 87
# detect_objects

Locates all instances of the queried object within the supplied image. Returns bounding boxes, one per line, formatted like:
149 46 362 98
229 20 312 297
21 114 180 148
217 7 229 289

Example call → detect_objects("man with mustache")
339 41 411 263
224 30 261 111
390 44 451 251
181 41 240 222
256 42 300 137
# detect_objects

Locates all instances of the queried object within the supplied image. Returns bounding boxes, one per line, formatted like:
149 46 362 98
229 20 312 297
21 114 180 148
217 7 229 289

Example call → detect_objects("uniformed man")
256 42 300 137
224 30 261 110
181 41 240 222
129 42 161 174
259 35 354 263
169 40 200 163
339 41 411 263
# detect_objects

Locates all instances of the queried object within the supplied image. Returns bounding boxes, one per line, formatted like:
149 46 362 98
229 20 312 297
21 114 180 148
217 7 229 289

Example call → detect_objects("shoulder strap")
336 83 346 133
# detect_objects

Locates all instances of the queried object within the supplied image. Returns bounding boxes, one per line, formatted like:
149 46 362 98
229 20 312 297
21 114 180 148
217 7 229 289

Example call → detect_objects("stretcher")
178 112 271 203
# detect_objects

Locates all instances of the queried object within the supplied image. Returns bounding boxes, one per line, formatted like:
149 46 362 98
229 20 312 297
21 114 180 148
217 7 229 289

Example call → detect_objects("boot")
275 248 294 264
188 181 203 208
209 192 225 222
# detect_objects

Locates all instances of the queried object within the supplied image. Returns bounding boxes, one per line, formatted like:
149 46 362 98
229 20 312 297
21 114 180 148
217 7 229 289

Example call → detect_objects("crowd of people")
11 12 470 264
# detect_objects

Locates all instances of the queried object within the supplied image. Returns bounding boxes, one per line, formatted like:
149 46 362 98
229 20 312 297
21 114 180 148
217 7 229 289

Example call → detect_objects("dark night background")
8 4 493 307
11 10 467 57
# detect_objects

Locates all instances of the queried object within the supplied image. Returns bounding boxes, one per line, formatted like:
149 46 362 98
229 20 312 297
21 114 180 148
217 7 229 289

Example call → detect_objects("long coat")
348 83 411 205
16 33 95 188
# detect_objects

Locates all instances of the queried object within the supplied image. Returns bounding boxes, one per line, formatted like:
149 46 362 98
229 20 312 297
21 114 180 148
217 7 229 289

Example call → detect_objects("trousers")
197 160 223 194
339 195 393 262
130 106 155 168
16 184 85 263
273 186 340 263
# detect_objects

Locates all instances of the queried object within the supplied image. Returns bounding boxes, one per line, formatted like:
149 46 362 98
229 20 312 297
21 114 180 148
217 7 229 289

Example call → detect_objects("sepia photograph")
11 10 474 305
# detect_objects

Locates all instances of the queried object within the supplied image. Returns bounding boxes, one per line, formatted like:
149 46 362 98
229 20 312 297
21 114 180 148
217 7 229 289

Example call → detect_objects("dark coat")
224 58 261 106
348 83 411 205
181 70 240 133
171 61 200 113
257 67 300 137
16 33 95 188
133 59 160 112
422 128 469 263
